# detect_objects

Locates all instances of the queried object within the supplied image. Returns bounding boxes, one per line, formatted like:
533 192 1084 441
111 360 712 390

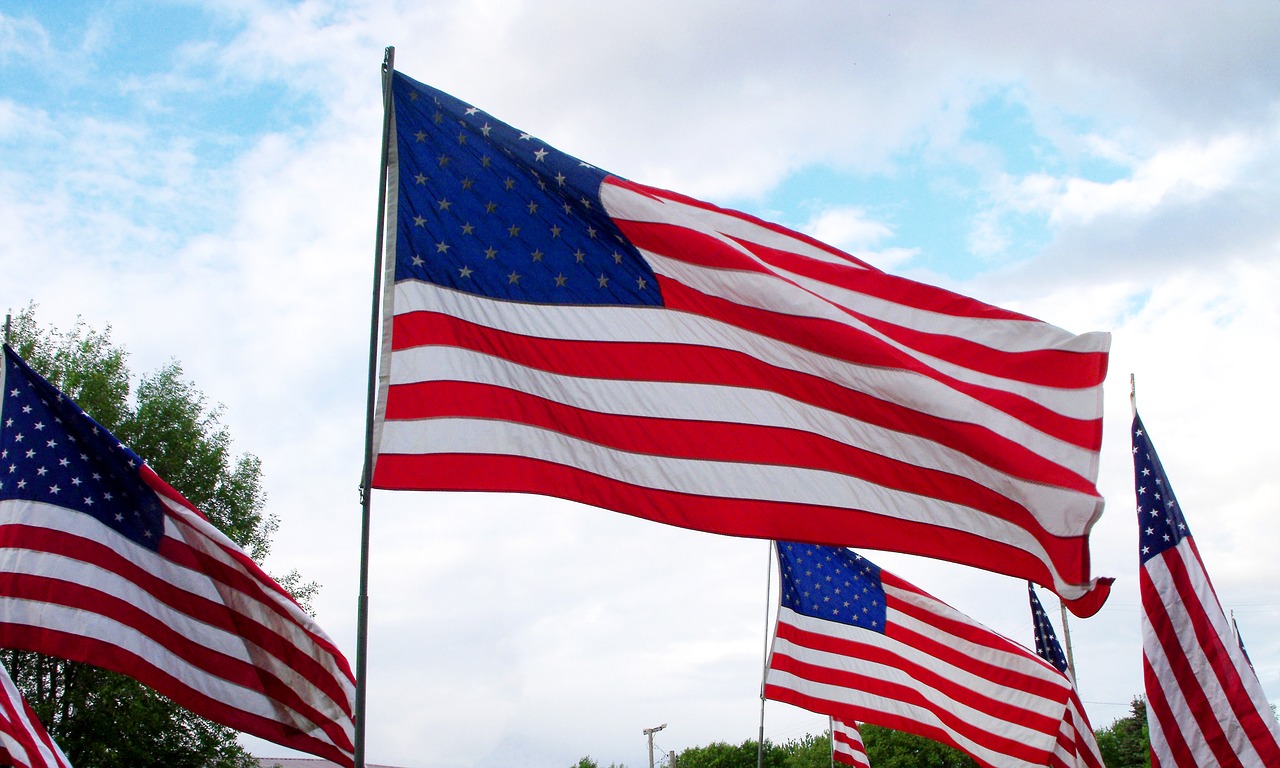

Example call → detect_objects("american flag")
0 346 357 767
1028 584 1104 768
370 70 1113 613
1133 414 1280 767
0 657 70 768
831 717 869 768
1028 583 1070 676
763 542 1099 768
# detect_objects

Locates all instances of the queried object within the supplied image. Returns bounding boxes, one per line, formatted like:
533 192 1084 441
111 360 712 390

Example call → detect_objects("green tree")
861 724 979 768
1094 697 1151 768
3 308 309 767
777 731 830 768
671 738 784 768
572 757 626 768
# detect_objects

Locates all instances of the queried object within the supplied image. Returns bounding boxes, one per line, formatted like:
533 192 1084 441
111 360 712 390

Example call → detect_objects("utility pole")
643 723 667 768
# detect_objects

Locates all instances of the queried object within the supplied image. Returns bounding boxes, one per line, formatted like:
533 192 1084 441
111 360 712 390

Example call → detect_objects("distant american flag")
0 346 356 767
1133 414 1280 767
371 70 1112 612
0 657 69 768
831 717 869 768
764 542 1101 768
1027 584 1103 768
1028 583 1070 676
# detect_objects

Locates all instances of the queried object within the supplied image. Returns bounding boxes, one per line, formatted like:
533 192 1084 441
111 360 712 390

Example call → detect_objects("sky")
3 1 1280 767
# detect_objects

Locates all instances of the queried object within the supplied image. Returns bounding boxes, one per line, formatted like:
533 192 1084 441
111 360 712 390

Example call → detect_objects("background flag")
764 542 1097 768
372 71 1113 614
0 658 70 768
0 346 357 767
831 717 870 768
1133 414 1280 767
1028 583 1071 676
1028 584 1104 768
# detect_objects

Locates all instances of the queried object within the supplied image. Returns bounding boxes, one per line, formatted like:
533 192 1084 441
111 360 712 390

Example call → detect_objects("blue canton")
777 542 887 631
1 346 164 549
1132 414 1189 565
1028 582 1070 675
392 72 660 306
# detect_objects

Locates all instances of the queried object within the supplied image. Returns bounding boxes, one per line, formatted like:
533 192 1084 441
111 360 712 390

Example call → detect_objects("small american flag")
1027 584 1104 768
0 345 357 767
831 717 869 768
372 70 1113 613
1133 414 1280 767
764 542 1102 768
1028 583 1070 676
0 657 70 768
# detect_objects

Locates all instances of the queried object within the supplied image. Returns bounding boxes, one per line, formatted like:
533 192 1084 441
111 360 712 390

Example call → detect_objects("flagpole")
355 44 396 768
757 541 774 768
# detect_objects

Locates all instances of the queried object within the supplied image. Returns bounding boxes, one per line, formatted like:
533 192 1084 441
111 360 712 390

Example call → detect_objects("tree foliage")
2 308 303 767
860 724 978 768
1094 697 1151 768
664 726 978 768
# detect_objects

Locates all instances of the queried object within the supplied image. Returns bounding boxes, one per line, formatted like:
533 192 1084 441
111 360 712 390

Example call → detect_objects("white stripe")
1145 688 1178 768
831 718 868 768
600 181 1110 355
885 584 1069 696
767 660 1047 768
1145 543 1270 766
380 415 1065 549
389 344 1096 534
390 281 1102 476
0 595 344 749
161 498 356 709
379 415 1096 598
603 184 869 269
0 662 68 768
640 246 1105 413
776 608 1067 727
0 502 354 748
789 602 1067 719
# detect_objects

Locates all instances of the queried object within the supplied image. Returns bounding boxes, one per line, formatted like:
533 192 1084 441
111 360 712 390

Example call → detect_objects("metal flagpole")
757 541 774 768
355 44 396 768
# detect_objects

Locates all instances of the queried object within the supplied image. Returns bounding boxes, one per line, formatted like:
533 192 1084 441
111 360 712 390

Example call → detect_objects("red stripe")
622 217 1105 389
0 623 353 766
389 310 1100 494
1141 562 1244 767
774 620 1062 736
767 651 1051 765
386 379 1062 534
1146 549 1279 766
0 685 55 768
0 522 352 717
883 573 1064 665
1170 543 1280 765
372 451 1088 588
763 672 1049 768
608 178 879 271
657 278 1103 451
1143 654 1199 768
0 568 352 755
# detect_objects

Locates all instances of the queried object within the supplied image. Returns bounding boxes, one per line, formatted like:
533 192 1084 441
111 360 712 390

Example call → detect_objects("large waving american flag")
0 346 356 767
372 70 1112 613
1133 414 1280 767
763 542 1103 768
